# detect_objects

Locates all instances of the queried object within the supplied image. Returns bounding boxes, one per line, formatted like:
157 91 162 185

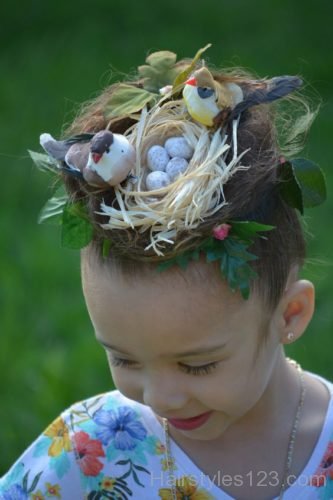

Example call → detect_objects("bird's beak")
92 152 102 163
185 76 197 86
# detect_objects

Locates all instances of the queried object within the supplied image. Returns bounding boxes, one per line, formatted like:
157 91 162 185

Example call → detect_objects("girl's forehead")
82 256 264 351
83 253 242 311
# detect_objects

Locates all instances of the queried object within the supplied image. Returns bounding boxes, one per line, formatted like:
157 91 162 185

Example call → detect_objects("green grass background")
1 0 332 473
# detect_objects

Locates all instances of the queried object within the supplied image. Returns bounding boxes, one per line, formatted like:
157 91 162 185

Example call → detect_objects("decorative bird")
86 131 135 186
40 130 136 187
182 67 244 127
182 67 302 128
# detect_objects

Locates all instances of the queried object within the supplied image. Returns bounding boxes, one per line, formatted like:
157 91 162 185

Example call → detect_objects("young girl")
1 46 332 500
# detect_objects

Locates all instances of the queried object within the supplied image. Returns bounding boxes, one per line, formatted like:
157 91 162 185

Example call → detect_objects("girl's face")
82 258 283 442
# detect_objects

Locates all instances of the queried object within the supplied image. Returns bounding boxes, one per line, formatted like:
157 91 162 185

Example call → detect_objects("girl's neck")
230 354 299 435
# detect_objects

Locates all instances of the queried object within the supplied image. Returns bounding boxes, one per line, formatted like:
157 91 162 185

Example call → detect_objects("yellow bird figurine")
183 66 303 128
182 67 243 127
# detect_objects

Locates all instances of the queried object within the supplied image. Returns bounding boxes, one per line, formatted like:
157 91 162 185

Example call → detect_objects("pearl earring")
287 332 295 342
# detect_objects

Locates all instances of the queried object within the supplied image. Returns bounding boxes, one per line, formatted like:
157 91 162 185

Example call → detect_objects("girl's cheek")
109 367 144 402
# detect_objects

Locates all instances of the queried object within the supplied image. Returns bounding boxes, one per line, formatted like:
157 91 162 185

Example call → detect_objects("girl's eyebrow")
97 339 227 358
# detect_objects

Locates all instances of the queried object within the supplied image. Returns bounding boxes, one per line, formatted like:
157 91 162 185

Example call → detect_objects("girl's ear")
278 280 315 344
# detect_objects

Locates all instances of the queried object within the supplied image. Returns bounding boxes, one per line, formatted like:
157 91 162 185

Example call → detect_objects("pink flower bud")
212 223 231 240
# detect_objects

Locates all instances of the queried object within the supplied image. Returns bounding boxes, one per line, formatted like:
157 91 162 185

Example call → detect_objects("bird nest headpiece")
31 44 326 298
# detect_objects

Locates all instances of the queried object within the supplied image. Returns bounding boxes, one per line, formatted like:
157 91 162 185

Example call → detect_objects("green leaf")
145 51 177 71
278 161 304 213
232 262 258 300
61 202 94 249
219 238 258 299
206 247 222 262
28 149 59 174
102 239 112 258
224 238 258 263
156 259 177 272
172 43 212 90
279 158 326 213
138 50 179 92
230 221 274 243
104 84 159 119
202 236 258 298
38 187 68 226
290 158 326 208
156 223 263 299
157 247 201 272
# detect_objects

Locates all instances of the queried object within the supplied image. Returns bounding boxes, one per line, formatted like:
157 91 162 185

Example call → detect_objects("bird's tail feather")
40 133 71 161
231 76 302 119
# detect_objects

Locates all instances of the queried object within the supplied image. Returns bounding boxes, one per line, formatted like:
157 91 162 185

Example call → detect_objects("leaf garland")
278 158 326 214
157 221 274 300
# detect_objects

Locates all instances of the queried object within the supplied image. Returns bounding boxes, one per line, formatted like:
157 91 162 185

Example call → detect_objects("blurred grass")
0 0 332 473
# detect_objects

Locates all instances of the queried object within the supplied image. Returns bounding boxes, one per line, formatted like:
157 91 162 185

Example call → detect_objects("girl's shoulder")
64 388 152 420
307 371 333 394
291 371 333 498
0 390 167 500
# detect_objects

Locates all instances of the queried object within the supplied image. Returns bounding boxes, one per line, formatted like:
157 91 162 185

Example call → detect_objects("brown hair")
63 63 316 311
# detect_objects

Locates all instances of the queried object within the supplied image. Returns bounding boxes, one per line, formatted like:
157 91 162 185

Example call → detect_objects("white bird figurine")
87 131 135 186
39 130 136 188
182 66 303 128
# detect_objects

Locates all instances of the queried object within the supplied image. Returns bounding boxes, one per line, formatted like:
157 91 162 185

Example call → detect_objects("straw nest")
97 99 250 259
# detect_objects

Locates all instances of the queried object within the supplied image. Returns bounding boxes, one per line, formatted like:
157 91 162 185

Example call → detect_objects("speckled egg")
164 136 193 159
166 157 189 181
147 145 170 171
146 171 171 191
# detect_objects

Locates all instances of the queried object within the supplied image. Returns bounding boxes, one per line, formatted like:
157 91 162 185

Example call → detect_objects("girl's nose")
142 372 188 415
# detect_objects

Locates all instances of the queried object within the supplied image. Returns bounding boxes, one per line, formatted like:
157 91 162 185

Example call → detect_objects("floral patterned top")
1 373 333 500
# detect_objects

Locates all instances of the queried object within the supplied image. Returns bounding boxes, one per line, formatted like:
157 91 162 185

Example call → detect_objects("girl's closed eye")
107 356 137 369
108 355 219 376
179 361 219 376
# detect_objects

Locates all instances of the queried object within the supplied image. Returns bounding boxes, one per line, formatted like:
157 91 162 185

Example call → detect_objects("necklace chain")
162 358 306 500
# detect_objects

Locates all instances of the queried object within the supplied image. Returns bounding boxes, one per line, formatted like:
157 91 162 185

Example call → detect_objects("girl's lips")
168 411 213 430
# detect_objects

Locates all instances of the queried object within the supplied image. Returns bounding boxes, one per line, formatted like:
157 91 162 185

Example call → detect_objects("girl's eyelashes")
179 361 219 376
107 356 219 376
108 357 136 368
